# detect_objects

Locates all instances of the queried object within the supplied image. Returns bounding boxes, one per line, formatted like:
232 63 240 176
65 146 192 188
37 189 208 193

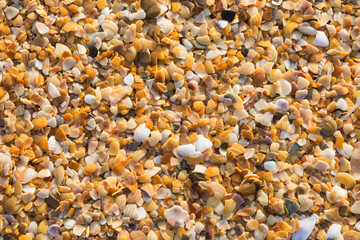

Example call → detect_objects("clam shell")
320 116 337 137
337 144 353 158
123 204 139 219
102 20 118 40
134 123 151 143
326 224 341 240
238 62 255 75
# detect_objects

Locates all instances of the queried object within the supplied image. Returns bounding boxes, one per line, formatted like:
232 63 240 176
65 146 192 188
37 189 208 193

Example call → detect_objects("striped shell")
134 123 151 142
123 204 139 219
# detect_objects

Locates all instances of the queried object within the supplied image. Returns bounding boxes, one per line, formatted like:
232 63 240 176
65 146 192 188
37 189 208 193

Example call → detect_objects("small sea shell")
193 135 213 153
223 199 236 216
48 224 61 237
238 62 255 75
292 216 316 240
275 98 289 111
62 57 76 71
206 49 220 60
350 201 360 214
157 18 174 34
35 22 49 34
133 123 151 143
148 131 162 147
102 20 118 40
313 31 329 47
322 148 335 160
298 23 316 35
5 6 19 20
164 205 189 227
123 204 139 219
217 20 228 29
326 224 342 240
320 116 337 137
351 148 360 180
177 144 197 158
337 144 353 158
208 182 227 200
277 79 292 96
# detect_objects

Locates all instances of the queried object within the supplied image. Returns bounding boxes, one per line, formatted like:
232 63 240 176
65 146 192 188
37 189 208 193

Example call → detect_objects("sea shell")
206 49 220 60
326 224 342 240
313 31 329 47
238 62 255 75
193 135 213 153
327 185 347 203
298 23 316 35
292 216 316 240
102 20 118 40
351 148 360 180
123 204 139 219
277 79 292 96
62 57 76 71
35 22 49 34
322 148 335 160
133 124 151 143
337 144 353 158
336 98 348 111
320 116 337 137
148 131 162 147
208 182 227 200
177 144 197 158
5 6 19 20
350 201 360 214
48 224 61 237
223 199 236 216
164 205 189 227
157 17 174 34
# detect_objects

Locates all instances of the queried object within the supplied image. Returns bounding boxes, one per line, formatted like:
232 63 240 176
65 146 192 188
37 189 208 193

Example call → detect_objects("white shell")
313 31 329 47
177 144 197 157
129 10 146 20
164 205 189 228
84 95 96 104
217 20 228 29
277 79 292 96
322 148 335 160
206 49 220 60
298 23 316 35
134 124 151 143
36 22 49 34
337 98 347 111
326 224 342 240
193 135 213 152
5 6 19 20
337 144 353 158
123 74 134 86
292 216 316 240
48 82 60 98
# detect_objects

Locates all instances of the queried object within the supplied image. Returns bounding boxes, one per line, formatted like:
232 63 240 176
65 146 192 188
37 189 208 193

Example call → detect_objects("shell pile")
1 0 360 239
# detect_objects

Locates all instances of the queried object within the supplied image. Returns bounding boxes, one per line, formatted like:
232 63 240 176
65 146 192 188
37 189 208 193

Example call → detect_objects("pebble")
221 10 236 22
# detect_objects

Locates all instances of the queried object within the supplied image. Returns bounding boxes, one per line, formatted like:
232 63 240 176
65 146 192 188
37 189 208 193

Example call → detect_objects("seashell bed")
1 0 360 239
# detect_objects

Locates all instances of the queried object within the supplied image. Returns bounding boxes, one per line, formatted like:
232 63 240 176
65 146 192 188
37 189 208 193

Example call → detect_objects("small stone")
4 196 17 214
284 198 300 214
88 45 98 58
188 172 205 182
139 51 151 65
221 10 236 22
45 196 60 209
141 0 161 18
